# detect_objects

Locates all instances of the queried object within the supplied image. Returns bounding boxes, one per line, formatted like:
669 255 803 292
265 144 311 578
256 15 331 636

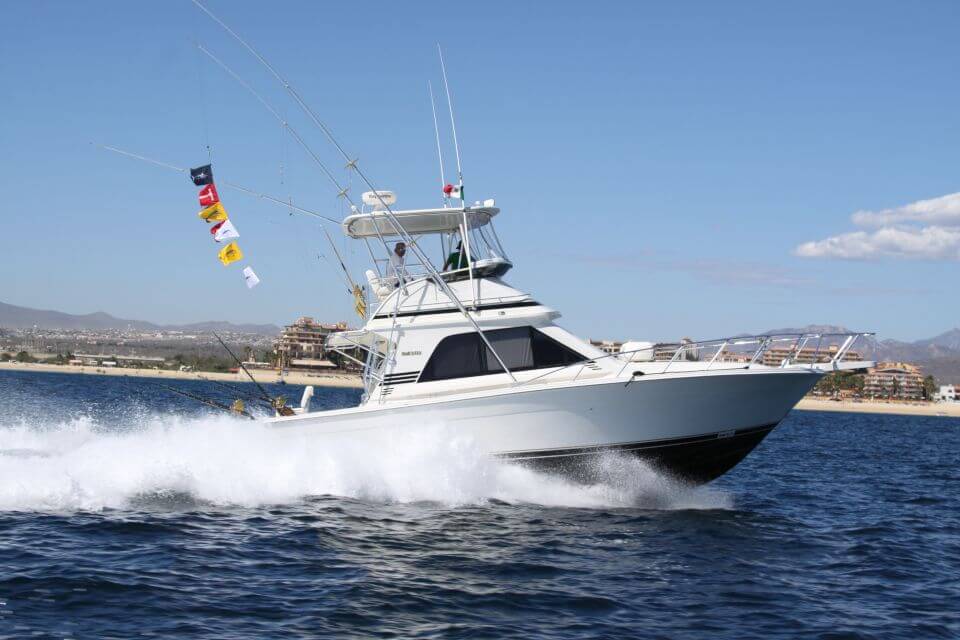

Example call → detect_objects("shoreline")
795 397 960 418
0 361 363 389
2 363 958 417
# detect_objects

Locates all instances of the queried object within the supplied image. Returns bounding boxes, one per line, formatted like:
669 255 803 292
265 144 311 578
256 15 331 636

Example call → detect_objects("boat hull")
503 423 778 484
267 368 821 484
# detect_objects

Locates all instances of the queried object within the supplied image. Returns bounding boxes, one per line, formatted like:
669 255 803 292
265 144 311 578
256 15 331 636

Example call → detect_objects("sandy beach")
0 361 363 389
796 397 960 418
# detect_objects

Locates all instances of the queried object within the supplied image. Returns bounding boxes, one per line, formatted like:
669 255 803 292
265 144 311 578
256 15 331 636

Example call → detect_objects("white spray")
0 415 732 513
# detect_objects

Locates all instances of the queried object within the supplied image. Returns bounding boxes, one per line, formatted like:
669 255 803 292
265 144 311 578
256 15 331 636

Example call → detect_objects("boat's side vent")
583 360 603 372
382 371 420 385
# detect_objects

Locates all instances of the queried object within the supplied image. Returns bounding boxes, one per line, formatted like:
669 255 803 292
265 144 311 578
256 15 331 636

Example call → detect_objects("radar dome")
362 190 396 210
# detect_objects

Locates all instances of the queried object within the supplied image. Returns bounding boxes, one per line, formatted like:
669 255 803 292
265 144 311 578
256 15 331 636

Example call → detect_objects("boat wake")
0 414 732 512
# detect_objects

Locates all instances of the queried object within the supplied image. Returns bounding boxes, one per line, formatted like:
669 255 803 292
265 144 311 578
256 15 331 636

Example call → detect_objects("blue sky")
1 1 957 342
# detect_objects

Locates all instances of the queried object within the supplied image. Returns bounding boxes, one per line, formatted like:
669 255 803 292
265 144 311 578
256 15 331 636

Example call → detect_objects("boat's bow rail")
517 332 876 386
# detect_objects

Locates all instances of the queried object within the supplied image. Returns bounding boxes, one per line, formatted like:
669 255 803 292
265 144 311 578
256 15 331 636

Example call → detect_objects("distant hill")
0 301 280 335
915 328 960 352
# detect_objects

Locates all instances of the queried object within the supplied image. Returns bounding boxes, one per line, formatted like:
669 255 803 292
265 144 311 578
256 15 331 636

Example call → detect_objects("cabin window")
418 326 585 382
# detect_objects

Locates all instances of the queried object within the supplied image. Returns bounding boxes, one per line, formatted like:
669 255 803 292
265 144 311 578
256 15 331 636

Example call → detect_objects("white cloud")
795 225 960 260
796 191 960 261
851 192 960 227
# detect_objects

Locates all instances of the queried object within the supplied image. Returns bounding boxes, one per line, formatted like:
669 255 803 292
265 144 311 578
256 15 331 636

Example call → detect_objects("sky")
0 1 957 342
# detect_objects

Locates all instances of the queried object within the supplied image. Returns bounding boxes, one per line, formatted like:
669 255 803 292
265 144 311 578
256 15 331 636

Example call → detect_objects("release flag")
199 202 228 222
442 183 462 200
198 183 220 207
190 164 214 186
242 266 260 289
210 219 240 243
218 241 243 266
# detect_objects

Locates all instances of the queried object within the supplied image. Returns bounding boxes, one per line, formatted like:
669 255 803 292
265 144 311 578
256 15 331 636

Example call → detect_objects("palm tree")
922 375 937 400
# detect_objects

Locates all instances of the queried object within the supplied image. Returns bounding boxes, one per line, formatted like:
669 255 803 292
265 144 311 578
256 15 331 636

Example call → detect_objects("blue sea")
0 370 957 639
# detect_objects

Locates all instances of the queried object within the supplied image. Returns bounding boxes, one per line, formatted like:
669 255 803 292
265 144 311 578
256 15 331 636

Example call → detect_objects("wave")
0 414 732 512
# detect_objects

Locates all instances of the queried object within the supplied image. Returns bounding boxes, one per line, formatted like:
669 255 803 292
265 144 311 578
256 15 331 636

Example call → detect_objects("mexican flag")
442 183 463 200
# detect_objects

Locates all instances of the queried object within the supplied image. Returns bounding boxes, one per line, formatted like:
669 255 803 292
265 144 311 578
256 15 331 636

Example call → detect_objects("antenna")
428 80 447 206
437 44 464 200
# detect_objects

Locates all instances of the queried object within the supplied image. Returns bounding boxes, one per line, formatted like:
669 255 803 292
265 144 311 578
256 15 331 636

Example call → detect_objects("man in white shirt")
388 242 407 287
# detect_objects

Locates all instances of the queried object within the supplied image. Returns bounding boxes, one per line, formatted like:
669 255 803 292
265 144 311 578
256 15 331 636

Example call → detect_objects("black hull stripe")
504 423 780 485
374 300 541 320
498 423 776 461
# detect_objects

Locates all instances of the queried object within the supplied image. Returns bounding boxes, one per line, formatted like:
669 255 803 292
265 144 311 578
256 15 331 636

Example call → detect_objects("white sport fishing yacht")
97 1 870 484
266 191 873 483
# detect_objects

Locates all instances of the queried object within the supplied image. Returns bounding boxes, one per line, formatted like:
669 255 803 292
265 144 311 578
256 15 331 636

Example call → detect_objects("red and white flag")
210 219 240 243
198 184 220 207
442 183 462 199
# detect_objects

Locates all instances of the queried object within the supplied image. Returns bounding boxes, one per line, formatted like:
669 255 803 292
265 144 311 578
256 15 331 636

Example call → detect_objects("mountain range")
0 301 280 335
2 301 958 382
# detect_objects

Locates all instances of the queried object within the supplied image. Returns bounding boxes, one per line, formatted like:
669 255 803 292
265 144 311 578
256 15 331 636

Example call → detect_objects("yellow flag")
353 284 366 319
199 202 228 222
218 242 243 266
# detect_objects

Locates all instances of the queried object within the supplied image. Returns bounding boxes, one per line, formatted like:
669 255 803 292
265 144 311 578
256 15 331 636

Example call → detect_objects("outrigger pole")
96 144 341 224
190 1 519 382
195 44 352 206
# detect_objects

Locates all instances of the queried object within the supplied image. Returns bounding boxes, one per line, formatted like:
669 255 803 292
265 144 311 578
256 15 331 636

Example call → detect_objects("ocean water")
0 370 957 639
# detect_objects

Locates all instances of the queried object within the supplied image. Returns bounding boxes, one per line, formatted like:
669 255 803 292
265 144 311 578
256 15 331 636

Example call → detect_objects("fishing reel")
272 396 295 417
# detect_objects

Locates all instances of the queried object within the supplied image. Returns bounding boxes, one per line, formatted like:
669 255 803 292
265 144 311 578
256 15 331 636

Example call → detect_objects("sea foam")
0 413 731 512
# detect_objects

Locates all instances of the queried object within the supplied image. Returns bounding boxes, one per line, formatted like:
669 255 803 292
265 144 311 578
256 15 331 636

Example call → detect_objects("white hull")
266 367 821 483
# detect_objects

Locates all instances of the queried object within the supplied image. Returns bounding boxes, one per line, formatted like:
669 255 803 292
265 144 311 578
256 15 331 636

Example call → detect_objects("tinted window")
419 327 585 382
529 328 584 368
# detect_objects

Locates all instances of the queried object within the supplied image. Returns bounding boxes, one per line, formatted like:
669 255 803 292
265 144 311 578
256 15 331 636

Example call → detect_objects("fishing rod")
317 251 352 291
322 226 357 292
196 374 272 408
212 332 294 416
96 143 341 224
212 332 272 401
156 382 256 419
110 364 256 419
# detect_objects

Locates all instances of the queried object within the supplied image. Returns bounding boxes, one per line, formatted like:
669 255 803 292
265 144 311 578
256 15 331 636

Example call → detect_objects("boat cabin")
327 194 613 401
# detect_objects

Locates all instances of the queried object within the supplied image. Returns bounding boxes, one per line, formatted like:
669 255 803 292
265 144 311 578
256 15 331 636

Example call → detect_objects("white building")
938 385 957 402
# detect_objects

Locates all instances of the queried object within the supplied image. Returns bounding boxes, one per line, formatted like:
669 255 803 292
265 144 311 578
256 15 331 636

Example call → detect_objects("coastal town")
0 316 360 388
1 318 958 416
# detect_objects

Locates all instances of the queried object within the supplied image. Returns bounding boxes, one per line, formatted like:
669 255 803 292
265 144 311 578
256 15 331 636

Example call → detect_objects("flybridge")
342 204 500 238
345 192 514 312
